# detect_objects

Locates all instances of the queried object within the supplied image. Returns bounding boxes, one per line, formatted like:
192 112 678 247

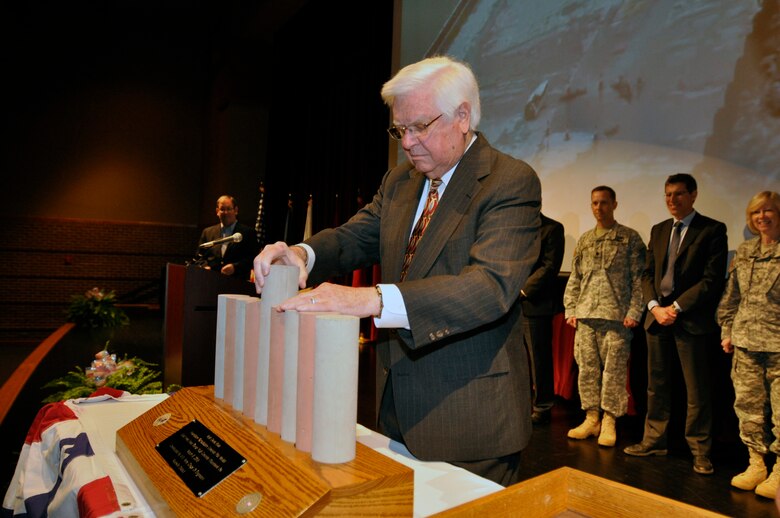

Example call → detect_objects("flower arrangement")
41 347 172 403
66 287 130 328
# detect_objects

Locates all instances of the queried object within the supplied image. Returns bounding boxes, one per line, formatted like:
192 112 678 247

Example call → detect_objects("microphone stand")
187 233 241 268
185 250 210 268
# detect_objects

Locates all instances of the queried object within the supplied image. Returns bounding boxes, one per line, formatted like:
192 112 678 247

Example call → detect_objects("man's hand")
623 316 639 328
651 305 678 326
254 242 308 293
566 316 577 329
220 263 235 276
278 282 381 318
721 337 733 354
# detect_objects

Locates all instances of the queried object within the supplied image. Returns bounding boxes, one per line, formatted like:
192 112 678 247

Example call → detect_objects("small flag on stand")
283 194 293 243
303 194 313 241
255 182 267 247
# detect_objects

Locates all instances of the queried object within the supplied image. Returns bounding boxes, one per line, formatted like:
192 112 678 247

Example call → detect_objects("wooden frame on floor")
435 466 727 517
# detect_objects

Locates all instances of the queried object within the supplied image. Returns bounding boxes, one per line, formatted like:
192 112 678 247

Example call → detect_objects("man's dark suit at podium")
197 195 259 281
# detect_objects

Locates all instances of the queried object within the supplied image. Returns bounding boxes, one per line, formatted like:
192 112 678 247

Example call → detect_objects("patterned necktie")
400 179 442 281
660 221 683 297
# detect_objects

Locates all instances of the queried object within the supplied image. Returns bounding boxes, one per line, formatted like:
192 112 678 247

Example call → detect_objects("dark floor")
522 399 779 518
2 312 779 517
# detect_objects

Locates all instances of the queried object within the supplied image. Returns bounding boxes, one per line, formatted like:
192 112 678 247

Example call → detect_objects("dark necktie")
220 231 228 257
400 179 442 281
660 221 683 297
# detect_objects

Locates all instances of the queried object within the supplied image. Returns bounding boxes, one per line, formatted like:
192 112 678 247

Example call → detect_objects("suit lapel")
676 213 701 259
206 226 221 242
402 135 487 281
385 172 425 282
656 219 673 283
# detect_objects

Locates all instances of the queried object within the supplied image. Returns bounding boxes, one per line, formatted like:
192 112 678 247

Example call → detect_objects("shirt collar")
677 210 696 227
433 133 477 191
221 222 237 236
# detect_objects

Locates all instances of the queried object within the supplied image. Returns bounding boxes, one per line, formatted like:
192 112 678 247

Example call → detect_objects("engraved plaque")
156 419 246 497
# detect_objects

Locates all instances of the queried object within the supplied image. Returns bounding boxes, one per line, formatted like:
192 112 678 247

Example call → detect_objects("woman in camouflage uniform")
718 190 780 499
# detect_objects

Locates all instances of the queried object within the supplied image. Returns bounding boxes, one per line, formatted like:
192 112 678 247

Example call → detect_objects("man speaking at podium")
197 195 259 281
254 56 541 486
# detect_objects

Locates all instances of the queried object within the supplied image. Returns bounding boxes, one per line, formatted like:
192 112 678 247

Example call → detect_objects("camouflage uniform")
718 238 780 455
564 223 646 416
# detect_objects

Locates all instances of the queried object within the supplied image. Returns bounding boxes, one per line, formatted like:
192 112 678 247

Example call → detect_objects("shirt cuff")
296 243 315 274
647 299 681 313
372 284 410 329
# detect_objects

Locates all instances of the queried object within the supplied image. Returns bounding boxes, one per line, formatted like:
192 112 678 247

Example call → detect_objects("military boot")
597 412 617 447
755 457 780 499
568 409 601 440
731 449 766 490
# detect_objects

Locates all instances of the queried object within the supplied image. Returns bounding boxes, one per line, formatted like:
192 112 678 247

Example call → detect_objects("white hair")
380 56 481 129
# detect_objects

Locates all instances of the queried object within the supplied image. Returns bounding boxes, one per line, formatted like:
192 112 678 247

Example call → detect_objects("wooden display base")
434 467 725 517
116 386 414 517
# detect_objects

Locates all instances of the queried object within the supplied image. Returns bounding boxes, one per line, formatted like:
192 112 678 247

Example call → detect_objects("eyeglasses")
664 190 689 199
387 114 443 141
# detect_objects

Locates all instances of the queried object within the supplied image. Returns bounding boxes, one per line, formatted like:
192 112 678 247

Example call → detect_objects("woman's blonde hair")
745 191 780 235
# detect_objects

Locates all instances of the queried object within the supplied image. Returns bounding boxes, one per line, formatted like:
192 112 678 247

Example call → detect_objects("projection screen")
396 0 779 269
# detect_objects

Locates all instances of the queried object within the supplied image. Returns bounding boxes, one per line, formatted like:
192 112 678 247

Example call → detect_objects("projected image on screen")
400 0 779 267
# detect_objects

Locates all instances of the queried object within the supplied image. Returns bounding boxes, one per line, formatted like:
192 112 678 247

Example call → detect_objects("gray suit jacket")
307 133 541 462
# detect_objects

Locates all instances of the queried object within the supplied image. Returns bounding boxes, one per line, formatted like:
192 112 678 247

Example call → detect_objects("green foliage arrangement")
41 347 174 403
65 287 130 328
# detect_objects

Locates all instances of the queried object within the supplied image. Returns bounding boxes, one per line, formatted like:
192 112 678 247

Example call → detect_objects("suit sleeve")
197 225 220 270
304 180 384 285
676 220 728 312
523 221 564 302
641 226 658 306
197 228 209 248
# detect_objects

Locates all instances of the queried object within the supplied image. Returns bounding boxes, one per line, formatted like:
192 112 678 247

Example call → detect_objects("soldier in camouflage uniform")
563 186 646 447
717 190 780 499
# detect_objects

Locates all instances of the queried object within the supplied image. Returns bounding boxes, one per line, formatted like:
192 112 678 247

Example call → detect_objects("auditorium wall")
0 1 394 342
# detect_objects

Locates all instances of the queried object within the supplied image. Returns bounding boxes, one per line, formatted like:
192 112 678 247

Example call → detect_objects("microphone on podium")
199 232 243 249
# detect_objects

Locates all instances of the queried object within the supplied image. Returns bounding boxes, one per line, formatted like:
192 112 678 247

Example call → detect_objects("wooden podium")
163 264 257 388
117 386 414 517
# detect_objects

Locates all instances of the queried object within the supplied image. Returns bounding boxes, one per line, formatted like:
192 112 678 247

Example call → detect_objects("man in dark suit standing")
624 173 727 476
254 56 541 486
520 213 565 425
197 195 258 281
